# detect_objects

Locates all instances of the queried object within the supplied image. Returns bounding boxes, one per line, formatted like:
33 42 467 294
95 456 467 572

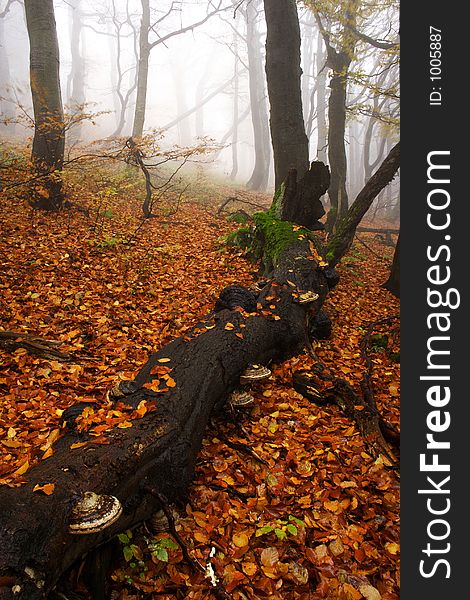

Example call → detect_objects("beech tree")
309 0 399 232
66 0 86 143
263 0 309 189
244 0 271 191
132 0 226 138
24 0 65 211
0 1 18 132
326 141 400 267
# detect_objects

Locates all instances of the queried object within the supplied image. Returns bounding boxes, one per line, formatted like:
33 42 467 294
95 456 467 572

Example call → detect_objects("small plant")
148 536 179 562
370 333 389 352
255 515 305 541
118 531 142 563
96 234 127 248
101 208 114 219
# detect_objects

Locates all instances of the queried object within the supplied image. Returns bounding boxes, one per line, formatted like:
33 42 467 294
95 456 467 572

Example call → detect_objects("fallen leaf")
33 483 55 495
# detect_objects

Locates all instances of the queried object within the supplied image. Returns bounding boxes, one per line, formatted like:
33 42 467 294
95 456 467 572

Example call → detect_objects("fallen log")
0 241 330 600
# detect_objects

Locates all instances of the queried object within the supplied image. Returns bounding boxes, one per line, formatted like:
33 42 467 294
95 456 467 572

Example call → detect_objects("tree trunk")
66 0 86 144
229 30 239 181
316 35 327 163
301 11 315 128
383 232 400 297
0 17 16 134
278 161 330 230
263 0 309 190
315 1 359 233
0 243 330 600
24 0 65 211
326 141 400 267
245 0 271 192
132 0 150 138
325 66 349 231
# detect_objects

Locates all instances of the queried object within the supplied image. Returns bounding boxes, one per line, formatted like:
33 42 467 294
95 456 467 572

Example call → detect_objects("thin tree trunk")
326 142 400 267
132 0 150 138
24 0 65 211
66 0 86 143
110 0 139 138
245 0 271 191
229 30 239 180
326 67 349 230
316 35 327 162
0 17 16 134
263 0 309 189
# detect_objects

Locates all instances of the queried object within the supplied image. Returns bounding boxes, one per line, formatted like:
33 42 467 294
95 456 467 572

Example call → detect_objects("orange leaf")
42 447 54 459
232 532 249 548
33 483 55 495
224 322 235 330
14 460 29 475
70 441 88 449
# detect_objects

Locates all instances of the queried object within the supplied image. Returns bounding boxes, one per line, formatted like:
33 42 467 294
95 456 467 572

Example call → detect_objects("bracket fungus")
69 492 122 535
228 389 255 408
297 291 319 304
106 379 140 401
239 364 271 385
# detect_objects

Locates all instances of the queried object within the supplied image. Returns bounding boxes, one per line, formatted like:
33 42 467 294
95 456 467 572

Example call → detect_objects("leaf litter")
0 183 399 599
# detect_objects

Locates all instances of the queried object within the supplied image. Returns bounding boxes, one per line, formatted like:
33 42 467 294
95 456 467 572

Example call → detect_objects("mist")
1 0 399 213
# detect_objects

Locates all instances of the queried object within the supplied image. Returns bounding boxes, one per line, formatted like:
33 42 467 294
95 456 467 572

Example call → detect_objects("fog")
0 0 399 206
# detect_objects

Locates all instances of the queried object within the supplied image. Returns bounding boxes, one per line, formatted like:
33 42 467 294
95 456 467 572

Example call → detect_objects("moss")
252 211 309 266
271 182 285 218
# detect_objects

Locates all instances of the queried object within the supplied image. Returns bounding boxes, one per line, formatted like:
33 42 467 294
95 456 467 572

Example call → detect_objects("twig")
0 331 91 362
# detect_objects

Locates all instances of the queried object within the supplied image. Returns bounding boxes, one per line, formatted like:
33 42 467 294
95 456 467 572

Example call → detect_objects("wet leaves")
0 183 400 598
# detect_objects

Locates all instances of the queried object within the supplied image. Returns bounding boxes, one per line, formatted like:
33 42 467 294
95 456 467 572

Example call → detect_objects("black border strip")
401 2 466 597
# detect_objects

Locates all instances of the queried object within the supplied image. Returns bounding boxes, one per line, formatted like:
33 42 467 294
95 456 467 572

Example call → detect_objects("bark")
66 0 86 143
382 232 400 297
278 161 330 230
326 141 400 267
0 17 16 133
301 11 315 130
245 0 271 191
24 0 65 211
325 64 349 230
315 36 327 163
229 29 239 181
263 0 309 189
132 0 150 138
0 242 330 600
315 2 359 232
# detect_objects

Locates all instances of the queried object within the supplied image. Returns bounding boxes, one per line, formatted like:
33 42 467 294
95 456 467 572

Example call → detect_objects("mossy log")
0 241 330 600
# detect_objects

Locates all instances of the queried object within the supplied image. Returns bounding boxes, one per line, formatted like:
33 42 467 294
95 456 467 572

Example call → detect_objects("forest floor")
0 169 400 600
